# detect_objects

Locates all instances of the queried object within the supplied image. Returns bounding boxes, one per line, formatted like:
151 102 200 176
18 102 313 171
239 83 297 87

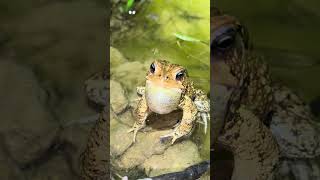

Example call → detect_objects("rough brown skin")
79 60 210 179
212 8 280 180
271 85 320 180
213 7 320 180
80 106 109 180
128 60 208 144
219 106 279 180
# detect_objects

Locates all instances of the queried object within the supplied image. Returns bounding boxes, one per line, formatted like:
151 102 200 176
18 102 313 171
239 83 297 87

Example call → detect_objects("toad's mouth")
145 81 182 114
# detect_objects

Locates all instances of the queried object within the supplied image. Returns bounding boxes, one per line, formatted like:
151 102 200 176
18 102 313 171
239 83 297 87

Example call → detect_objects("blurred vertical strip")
79 0 110 179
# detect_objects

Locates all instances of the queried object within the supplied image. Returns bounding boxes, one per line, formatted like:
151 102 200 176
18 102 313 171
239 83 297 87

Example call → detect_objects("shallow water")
110 0 211 178
113 0 210 93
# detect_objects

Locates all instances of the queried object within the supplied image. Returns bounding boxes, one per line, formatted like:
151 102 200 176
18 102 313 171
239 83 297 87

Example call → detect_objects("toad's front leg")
160 96 198 144
128 93 149 143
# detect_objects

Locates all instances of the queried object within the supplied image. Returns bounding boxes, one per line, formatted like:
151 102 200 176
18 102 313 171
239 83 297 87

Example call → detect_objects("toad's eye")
150 63 155 73
215 35 235 50
175 70 185 81
212 26 236 51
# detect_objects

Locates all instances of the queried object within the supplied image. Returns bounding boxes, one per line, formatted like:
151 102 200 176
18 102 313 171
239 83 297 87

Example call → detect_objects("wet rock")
108 58 204 177
116 130 172 169
117 108 135 127
55 71 101 126
84 71 108 108
25 155 77 180
83 46 127 110
110 107 182 163
200 173 211 180
110 80 128 114
0 143 24 180
142 140 202 177
110 46 128 70
8 1 106 97
110 109 133 157
0 60 59 165
59 123 93 175
112 61 148 91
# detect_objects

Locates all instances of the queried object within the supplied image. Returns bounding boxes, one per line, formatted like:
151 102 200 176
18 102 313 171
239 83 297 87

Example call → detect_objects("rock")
0 143 24 180
117 108 135 127
84 71 108 107
112 61 148 91
200 173 211 180
110 80 128 114
142 140 202 177
116 130 172 169
109 81 203 178
59 123 93 176
0 60 59 165
8 0 106 98
24 155 77 180
110 46 127 70
110 109 133 157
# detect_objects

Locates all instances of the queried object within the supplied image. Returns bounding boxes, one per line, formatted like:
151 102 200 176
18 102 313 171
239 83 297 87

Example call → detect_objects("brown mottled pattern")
213 10 279 180
80 107 109 179
214 7 320 180
271 85 320 158
129 59 210 144
225 53 274 126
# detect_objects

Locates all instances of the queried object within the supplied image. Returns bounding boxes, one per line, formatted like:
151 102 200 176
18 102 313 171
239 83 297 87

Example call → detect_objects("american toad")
80 59 210 179
212 7 320 180
128 60 210 144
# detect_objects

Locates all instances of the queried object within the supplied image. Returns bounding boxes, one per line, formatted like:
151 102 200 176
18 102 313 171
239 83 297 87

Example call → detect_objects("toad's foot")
127 122 145 143
160 125 190 144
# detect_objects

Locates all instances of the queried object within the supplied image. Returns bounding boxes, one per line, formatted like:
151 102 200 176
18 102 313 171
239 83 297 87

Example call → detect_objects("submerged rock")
0 144 24 180
110 109 133 157
142 140 202 177
110 80 128 114
112 61 148 91
110 46 128 70
59 122 93 176
24 155 77 180
110 90 203 178
0 60 59 165
116 129 172 169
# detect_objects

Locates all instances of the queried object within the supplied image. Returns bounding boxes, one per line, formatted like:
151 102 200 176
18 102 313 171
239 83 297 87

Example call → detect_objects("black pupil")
150 63 155 73
176 71 184 81
216 35 234 49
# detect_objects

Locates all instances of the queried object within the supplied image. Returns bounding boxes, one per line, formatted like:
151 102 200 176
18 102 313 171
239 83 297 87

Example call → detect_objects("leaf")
173 33 201 43
126 0 135 11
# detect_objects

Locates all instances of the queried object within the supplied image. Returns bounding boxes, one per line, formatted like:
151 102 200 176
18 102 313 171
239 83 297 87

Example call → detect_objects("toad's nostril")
166 76 169 80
